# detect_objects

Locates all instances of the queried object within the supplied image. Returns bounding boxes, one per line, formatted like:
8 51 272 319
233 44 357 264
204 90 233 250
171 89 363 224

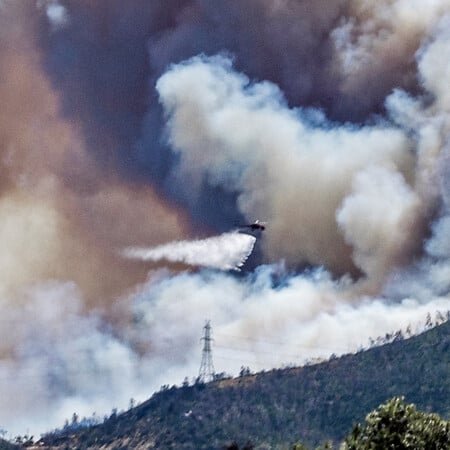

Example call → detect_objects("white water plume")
123 231 257 270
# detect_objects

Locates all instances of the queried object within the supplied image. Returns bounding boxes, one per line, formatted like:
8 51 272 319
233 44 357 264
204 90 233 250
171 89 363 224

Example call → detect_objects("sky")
1 0 450 437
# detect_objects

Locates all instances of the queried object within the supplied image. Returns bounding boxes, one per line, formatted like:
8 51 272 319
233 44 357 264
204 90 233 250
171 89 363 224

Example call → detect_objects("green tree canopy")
344 397 450 450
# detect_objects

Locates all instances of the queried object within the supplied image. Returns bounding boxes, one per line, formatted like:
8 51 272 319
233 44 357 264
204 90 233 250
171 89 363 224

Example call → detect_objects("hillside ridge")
32 318 450 449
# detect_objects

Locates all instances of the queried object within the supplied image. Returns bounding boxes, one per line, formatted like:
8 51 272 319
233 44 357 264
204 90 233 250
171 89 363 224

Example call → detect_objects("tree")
291 444 309 450
71 412 79 426
239 366 252 377
343 397 450 449
224 443 253 450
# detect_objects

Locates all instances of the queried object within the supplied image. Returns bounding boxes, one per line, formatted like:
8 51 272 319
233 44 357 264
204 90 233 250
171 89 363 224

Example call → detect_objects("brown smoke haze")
0 2 188 304
0 0 450 437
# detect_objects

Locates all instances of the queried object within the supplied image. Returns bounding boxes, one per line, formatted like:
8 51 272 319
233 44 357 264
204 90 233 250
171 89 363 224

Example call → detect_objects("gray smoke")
156 53 422 281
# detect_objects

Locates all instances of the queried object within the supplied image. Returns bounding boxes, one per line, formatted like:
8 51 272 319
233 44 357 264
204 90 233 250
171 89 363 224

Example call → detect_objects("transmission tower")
198 320 215 383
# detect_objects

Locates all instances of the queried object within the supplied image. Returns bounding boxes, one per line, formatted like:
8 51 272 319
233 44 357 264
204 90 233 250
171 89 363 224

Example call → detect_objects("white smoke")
122 231 256 271
156 54 417 279
129 265 450 373
336 166 423 281
0 282 141 436
2 263 450 437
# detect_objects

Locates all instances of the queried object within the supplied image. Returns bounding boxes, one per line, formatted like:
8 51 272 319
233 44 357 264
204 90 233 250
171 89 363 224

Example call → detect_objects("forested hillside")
35 319 450 449
0 439 18 450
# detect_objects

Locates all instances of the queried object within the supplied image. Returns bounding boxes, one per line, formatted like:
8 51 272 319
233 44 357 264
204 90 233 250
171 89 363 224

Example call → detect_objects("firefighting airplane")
240 220 266 231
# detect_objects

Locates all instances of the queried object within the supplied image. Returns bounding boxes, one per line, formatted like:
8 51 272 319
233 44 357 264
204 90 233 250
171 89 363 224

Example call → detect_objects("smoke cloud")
156 54 422 280
0 0 450 439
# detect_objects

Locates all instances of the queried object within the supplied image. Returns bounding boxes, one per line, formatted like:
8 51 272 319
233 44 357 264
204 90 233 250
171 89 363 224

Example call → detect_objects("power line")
215 333 351 350
215 344 312 360
215 338 350 354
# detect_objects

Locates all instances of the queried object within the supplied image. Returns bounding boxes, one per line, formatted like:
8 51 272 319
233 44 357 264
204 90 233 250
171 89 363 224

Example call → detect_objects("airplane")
240 220 266 231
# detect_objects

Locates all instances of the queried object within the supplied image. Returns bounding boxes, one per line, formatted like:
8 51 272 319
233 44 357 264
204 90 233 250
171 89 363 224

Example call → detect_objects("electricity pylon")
198 320 215 383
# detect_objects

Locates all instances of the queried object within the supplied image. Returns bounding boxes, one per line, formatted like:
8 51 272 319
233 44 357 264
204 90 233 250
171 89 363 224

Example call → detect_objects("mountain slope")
38 320 450 449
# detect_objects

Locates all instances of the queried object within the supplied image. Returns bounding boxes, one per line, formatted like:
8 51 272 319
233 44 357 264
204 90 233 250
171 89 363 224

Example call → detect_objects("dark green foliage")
0 439 19 450
344 397 450 449
38 320 450 449
292 444 310 450
223 442 254 450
